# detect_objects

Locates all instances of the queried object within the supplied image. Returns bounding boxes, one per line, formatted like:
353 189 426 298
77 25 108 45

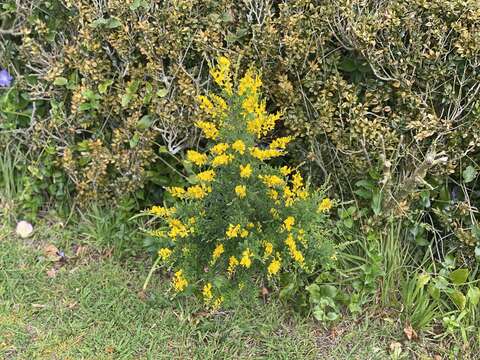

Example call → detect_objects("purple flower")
0 69 13 87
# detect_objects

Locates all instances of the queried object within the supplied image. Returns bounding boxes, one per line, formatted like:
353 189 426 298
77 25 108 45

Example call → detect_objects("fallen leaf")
403 323 418 340
16 221 33 238
43 244 61 262
46 268 57 278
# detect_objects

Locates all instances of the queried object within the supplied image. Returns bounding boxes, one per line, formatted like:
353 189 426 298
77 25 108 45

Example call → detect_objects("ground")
0 218 460 359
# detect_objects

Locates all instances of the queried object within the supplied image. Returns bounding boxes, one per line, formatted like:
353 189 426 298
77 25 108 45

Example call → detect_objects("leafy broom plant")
143 57 335 308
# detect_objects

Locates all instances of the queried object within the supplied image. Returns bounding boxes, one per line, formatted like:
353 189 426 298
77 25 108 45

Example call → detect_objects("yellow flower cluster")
197 170 215 182
187 150 208 166
158 247 172 261
267 258 281 275
173 270 188 292
235 185 247 198
259 175 285 188
285 233 305 267
195 120 219 140
202 282 213 302
149 206 176 217
239 164 252 178
197 94 227 120
211 143 229 155
283 216 295 232
211 153 234 167
210 56 233 95
226 224 249 239
263 241 273 257
318 198 333 212
228 256 239 275
232 140 246 154
167 218 189 239
212 243 224 261
240 248 253 268
250 147 283 161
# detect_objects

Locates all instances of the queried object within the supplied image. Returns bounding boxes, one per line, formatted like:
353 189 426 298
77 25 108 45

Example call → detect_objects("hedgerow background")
2 0 480 357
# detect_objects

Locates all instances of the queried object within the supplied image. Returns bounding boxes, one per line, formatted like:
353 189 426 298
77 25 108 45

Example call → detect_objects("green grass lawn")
0 218 459 359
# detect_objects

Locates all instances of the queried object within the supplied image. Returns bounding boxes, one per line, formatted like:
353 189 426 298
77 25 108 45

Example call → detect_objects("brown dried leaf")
403 323 417 340
43 244 61 261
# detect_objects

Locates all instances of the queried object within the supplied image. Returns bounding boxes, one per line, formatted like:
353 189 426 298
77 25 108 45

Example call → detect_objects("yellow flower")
240 229 249 238
285 233 304 266
185 184 209 199
202 283 213 302
197 95 214 112
197 94 227 119
279 166 293 176
226 224 241 238
167 186 186 198
210 56 232 94
158 247 172 261
283 216 295 232
239 164 252 178
267 259 281 275
263 242 273 257
195 120 219 140
211 153 233 167
235 185 247 198
172 270 188 292
212 296 224 310
292 172 304 191
249 147 283 161
149 206 176 217
211 143 229 155
259 175 284 188
186 150 208 166
232 139 246 154
240 248 253 268
212 243 224 260
238 68 262 96
227 256 239 274
197 170 215 182
267 189 279 200
269 136 292 150
318 198 333 212
168 218 189 239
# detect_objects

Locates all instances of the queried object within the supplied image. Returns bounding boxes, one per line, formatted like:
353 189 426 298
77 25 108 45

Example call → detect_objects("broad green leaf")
121 94 132 108
157 88 168 98
467 287 480 306
449 289 466 310
320 285 338 299
53 77 68 86
136 115 154 130
449 268 469 285
463 166 477 183
98 80 113 94
417 273 431 288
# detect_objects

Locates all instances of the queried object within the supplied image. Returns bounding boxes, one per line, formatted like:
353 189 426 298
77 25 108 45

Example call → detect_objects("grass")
0 214 467 359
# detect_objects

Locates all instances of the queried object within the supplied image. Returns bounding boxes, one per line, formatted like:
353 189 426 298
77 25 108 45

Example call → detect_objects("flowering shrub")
143 58 334 308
